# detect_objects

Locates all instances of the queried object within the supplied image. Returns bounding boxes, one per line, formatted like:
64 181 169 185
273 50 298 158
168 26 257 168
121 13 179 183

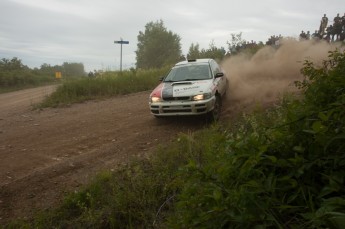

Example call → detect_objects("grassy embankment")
6 50 345 228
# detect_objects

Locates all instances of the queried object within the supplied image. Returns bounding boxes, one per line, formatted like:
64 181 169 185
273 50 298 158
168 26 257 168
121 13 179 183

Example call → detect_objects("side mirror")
159 77 164 82
215 72 224 78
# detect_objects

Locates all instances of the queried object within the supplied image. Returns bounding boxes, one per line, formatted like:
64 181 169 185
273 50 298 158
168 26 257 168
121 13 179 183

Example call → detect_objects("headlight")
192 93 212 101
150 96 162 103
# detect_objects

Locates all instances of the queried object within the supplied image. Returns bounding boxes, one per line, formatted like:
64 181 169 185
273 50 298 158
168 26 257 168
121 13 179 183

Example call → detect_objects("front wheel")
207 95 222 122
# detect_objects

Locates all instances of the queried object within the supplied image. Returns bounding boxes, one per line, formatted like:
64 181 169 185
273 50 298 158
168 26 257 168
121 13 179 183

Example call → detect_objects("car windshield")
163 64 212 82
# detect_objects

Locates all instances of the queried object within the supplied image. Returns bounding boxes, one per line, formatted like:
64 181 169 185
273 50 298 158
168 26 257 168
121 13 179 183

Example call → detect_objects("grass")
0 69 57 93
37 67 170 108
0 80 59 94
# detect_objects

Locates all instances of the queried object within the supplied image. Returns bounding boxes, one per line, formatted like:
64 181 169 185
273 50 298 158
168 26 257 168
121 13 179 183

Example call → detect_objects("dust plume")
221 39 342 112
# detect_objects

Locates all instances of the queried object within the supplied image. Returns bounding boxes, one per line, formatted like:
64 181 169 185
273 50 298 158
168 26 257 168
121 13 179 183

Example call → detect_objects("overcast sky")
1 0 344 72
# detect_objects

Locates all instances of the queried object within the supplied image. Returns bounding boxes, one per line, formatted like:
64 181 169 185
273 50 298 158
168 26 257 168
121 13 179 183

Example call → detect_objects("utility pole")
114 38 129 72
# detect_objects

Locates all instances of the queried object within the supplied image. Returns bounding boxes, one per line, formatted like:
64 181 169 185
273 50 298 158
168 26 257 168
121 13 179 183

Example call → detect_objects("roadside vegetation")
36 67 170 108
0 57 55 93
6 49 345 228
0 57 85 93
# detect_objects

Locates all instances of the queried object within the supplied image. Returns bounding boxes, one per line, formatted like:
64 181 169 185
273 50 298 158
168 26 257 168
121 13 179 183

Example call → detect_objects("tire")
207 95 221 122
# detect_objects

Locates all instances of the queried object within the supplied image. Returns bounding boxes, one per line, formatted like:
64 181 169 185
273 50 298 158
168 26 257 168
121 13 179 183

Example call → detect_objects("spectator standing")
333 13 342 40
320 14 328 35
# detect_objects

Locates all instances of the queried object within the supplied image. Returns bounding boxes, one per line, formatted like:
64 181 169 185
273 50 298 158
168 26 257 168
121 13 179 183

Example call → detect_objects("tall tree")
187 43 201 59
62 62 85 77
227 32 246 55
136 20 182 69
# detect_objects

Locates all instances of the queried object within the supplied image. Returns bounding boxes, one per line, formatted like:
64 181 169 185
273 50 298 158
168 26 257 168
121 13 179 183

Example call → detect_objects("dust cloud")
221 39 342 111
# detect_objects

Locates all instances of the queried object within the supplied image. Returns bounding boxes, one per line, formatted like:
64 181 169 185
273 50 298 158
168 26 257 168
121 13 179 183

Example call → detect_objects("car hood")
150 80 215 99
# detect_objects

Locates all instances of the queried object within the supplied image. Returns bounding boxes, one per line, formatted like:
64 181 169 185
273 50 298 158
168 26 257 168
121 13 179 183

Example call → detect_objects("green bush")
167 50 345 228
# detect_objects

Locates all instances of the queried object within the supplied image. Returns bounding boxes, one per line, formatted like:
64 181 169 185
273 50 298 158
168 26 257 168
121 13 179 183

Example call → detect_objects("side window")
210 60 220 76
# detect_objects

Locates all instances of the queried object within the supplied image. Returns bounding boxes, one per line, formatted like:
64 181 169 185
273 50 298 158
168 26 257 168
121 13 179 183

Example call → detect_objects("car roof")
174 58 212 66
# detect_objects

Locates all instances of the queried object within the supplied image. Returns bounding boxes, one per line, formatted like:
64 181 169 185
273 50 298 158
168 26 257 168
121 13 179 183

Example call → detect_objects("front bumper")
149 96 216 116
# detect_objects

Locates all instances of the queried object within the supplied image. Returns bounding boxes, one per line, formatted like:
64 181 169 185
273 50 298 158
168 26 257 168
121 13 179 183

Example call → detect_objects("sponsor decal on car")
173 85 201 96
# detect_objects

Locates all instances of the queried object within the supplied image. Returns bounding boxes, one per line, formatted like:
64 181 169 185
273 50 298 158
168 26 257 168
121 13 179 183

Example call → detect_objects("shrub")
167 50 345 228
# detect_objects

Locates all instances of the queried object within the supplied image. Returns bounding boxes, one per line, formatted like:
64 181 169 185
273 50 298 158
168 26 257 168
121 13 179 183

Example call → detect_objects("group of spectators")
266 35 283 46
300 13 345 42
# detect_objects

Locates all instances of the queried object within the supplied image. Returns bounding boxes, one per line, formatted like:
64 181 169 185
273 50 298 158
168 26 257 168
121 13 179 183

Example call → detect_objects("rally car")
149 58 228 121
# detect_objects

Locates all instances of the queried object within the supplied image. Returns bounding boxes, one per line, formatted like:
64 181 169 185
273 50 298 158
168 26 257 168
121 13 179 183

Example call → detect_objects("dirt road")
0 85 57 115
0 85 234 224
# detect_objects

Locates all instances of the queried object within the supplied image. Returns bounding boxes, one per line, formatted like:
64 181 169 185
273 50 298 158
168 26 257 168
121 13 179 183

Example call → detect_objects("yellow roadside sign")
55 72 62 79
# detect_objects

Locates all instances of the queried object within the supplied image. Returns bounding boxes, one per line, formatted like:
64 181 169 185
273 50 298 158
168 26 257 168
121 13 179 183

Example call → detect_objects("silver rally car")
149 58 228 120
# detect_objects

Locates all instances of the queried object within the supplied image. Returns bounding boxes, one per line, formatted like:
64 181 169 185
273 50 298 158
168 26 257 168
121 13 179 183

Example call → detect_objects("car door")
210 60 227 95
